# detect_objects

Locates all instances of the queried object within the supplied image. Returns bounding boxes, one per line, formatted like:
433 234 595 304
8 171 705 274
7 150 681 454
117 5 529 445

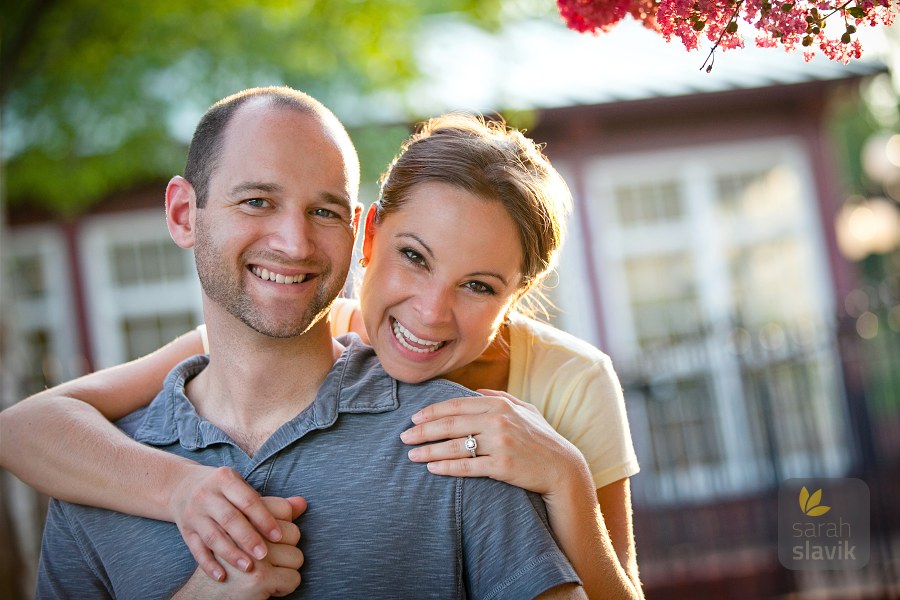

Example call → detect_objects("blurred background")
2 1 899 598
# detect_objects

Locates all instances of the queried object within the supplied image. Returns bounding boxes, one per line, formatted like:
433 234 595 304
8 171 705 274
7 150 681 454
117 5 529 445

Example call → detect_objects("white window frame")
79 209 203 368
577 136 851 503
4 225 83 384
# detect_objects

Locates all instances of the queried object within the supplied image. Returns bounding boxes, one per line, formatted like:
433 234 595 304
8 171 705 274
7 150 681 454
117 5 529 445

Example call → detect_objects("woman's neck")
442 325 511 392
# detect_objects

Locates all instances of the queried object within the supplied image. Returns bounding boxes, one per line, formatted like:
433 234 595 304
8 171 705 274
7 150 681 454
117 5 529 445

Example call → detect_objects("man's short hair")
184 86 359 207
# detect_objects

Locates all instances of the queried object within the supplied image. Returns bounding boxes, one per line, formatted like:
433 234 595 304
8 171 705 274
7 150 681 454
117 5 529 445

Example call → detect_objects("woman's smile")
391 317 447 354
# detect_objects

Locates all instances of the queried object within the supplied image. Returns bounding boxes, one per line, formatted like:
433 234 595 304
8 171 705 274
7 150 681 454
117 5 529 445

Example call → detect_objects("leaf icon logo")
799 486 831 517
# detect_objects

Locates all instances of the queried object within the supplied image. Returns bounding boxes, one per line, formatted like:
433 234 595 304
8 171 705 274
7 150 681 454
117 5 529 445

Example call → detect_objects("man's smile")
250 265 309 285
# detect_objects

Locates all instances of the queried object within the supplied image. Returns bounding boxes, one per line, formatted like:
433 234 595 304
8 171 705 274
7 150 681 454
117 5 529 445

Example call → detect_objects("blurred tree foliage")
2 0 503 216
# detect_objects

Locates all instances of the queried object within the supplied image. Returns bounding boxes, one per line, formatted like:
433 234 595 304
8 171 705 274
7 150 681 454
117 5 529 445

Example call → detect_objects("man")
35 87 584 599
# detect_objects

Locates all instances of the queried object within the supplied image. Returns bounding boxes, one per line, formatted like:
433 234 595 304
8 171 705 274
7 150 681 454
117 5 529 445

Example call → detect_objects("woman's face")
359 181 524 384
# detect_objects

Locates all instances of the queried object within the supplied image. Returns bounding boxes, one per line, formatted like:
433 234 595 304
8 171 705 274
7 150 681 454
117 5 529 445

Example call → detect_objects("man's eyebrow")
396 233 510 286
228 183 352 211
318 191 353 211
229 181 282 196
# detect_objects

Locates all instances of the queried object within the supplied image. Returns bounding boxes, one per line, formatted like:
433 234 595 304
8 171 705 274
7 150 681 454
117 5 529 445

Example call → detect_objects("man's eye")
312 208 338 218
245 198 268 208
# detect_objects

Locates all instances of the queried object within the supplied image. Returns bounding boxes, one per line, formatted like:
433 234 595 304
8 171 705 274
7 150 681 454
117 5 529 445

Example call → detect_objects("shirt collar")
132 334 399 453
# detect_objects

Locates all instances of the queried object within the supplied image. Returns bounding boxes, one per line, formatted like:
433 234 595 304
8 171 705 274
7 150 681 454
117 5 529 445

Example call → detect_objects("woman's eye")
464 281 496 295
400 248 426 267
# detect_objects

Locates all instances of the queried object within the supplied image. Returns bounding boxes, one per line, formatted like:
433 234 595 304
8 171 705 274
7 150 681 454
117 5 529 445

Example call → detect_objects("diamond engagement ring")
465 434 478 458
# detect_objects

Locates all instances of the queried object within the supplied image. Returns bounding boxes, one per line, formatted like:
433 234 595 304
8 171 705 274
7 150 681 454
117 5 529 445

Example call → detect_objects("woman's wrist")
542 449 597 513
163 458 217 523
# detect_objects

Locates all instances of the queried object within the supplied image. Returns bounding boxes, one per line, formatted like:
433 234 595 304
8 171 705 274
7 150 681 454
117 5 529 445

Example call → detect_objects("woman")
1 114 642 598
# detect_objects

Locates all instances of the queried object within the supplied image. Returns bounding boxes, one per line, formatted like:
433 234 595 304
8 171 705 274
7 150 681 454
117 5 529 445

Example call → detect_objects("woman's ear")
351 205 363 239
165 176 197 249
361 204 379 264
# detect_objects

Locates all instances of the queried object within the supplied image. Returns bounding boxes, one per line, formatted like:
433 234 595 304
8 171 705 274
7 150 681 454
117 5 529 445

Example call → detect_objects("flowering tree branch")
557 0 897 67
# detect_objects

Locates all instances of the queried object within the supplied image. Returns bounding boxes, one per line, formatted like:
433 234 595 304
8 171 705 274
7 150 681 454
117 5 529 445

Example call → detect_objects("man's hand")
170 464 305 581
172 496 307 599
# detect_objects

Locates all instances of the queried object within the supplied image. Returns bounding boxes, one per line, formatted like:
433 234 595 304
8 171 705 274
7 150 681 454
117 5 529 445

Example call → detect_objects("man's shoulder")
336 336 480 407
461 470 546 514
456 464 581 598
388 376 480 418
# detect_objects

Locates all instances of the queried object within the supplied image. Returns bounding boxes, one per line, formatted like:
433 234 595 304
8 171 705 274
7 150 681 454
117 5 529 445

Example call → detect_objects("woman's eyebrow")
396 233 434 258
395 232 510 285
468 271 509 286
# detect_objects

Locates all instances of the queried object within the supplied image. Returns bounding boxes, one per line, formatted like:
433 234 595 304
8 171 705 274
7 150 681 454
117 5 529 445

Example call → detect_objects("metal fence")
623 303 900 598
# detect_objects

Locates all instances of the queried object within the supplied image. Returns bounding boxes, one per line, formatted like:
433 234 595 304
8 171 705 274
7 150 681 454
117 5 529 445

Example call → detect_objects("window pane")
110 239 188 286
645 375 722 471
9 254 46 298
122 312 196 360
625 253 700 347
615 180 684 227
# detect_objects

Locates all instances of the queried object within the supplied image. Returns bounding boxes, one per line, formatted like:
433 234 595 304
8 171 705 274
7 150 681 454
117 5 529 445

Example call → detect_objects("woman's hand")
169 464 306 582
400 390 587 497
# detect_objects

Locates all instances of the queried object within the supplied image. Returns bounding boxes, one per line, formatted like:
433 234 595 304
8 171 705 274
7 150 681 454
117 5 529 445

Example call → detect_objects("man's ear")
361 204 379 263
165 176 197 249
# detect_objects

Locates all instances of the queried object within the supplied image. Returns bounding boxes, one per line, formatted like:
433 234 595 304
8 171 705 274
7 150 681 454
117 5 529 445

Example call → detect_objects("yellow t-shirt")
506 313 639 489
329 297 358 339
200 299 639 489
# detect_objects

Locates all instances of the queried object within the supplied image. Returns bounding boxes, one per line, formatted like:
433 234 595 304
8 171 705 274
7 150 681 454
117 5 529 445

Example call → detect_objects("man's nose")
270 212 315 259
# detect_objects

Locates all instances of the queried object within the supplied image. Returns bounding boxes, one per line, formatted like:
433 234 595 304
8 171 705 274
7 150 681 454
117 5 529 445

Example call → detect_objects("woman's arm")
544 471 643 599
0 330 202 486
400 392 643 599
0 330 284 582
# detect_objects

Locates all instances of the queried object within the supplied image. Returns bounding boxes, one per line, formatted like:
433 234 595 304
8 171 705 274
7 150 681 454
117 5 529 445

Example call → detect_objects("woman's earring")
358 257 369 268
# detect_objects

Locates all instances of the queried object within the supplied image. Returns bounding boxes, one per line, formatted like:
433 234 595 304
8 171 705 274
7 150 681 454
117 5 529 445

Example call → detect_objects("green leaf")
2 0 505 216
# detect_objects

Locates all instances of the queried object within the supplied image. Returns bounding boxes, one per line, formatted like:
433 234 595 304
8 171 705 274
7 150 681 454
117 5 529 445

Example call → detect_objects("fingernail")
253 545 267 560
238 558 252 572
213 569 224 582
408 448 421 461
269 528 282 542
400 429 412 443
411 411 424 424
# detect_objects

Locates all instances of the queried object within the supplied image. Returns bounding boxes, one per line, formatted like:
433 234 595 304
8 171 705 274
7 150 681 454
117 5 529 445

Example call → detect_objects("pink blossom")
557 0 634 32
557 0 898 64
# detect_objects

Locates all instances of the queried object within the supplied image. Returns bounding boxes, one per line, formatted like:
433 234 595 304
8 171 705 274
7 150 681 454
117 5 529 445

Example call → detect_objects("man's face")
193 102 358 338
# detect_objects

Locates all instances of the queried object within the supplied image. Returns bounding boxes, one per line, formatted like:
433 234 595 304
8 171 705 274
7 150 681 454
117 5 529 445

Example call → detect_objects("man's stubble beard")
193 218 347 339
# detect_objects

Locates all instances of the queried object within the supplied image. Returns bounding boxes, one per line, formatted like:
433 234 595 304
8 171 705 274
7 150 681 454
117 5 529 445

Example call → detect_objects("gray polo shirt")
37 335 579 599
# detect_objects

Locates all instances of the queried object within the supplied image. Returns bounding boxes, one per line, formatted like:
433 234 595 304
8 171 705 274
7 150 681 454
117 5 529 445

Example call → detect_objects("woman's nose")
415 285 454 327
